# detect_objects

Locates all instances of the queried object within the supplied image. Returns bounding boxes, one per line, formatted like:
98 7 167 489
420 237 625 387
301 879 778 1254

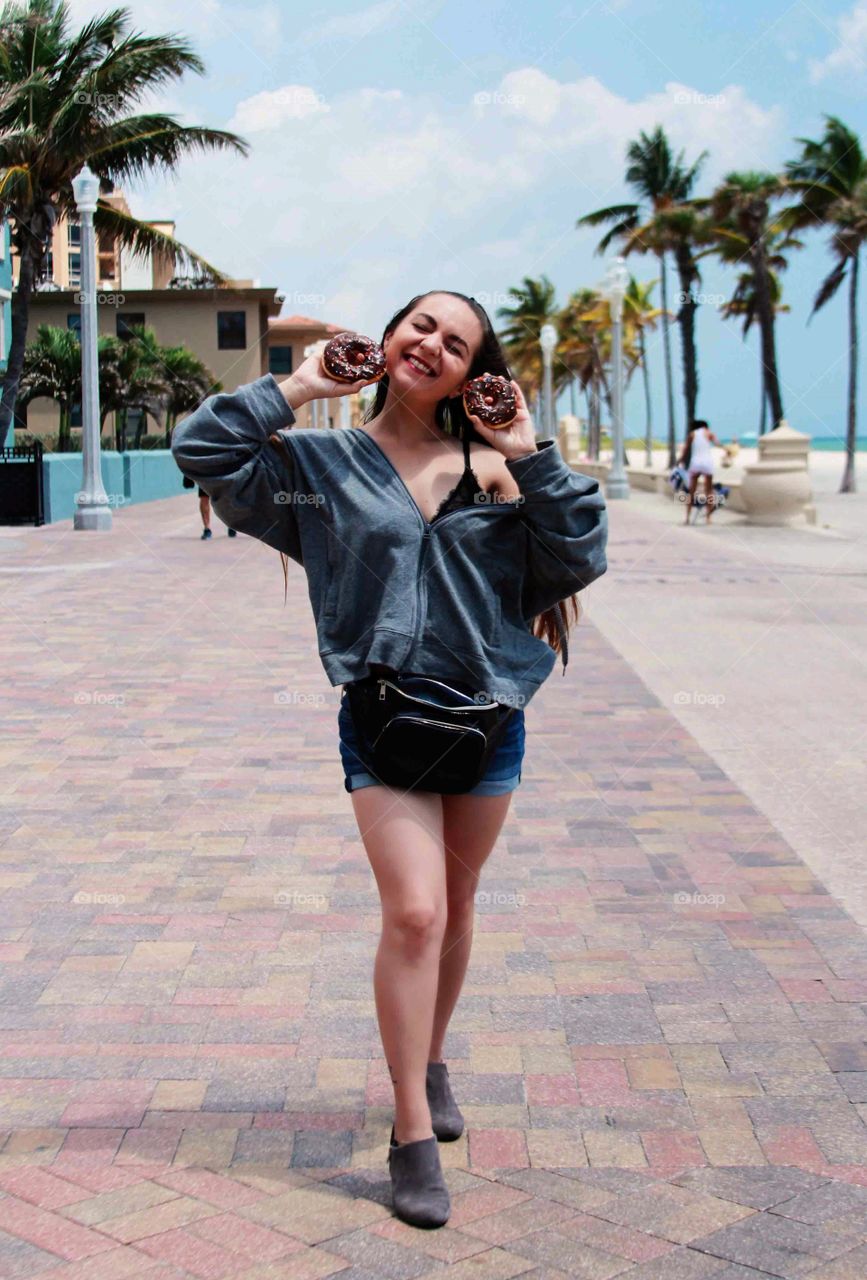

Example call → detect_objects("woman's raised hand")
464 379 539 462
277 350 382 410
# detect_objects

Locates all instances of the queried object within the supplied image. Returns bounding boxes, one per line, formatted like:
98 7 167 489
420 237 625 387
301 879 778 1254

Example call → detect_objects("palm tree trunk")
841 248 859 494
759 360 767 436
752 244 784 428
569 374 577 417
659 253 678 467
675 242 699 433
0 244 37 450
640 327 653 467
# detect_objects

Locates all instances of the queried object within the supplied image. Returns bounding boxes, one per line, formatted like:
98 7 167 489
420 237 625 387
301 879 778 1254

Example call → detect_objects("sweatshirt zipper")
402 526 431 673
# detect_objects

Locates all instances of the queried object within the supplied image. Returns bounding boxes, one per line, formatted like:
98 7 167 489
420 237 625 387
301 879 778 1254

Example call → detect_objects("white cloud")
228 85 330 131
808 0 867 81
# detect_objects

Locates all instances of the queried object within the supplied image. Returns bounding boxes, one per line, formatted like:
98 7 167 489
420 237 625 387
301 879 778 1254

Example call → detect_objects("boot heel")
426 1062 464 1141
388 1126 450 1228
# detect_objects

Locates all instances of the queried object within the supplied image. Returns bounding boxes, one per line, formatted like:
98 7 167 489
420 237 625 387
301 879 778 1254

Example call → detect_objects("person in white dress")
678 419 724 524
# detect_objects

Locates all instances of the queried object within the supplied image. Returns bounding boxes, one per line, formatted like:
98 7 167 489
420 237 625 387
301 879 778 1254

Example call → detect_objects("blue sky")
69 0 867 443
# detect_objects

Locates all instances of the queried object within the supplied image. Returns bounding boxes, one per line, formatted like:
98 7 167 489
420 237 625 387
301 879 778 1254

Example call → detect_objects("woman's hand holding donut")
277 351 380 412
464 380 538 461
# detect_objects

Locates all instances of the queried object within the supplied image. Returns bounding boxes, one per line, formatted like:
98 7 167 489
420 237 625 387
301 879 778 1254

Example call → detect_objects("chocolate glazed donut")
322 332 387 383
462 373 518 428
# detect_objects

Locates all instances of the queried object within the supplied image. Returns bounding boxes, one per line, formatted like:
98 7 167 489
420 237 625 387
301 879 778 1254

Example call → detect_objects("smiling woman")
171 287 608 1229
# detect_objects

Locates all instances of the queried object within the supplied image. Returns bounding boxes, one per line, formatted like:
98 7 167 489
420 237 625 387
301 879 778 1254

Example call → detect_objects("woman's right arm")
171 374 307 559
170 353 375 559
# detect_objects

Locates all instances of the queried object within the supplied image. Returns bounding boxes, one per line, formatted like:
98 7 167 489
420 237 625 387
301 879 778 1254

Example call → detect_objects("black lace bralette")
431 432 487 522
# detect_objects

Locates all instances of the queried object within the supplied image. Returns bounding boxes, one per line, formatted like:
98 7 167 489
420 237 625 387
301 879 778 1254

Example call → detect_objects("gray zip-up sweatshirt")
170 373 608 706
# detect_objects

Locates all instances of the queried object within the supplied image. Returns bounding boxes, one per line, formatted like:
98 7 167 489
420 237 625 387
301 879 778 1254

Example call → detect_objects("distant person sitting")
677 419 724 525
197 485 237 540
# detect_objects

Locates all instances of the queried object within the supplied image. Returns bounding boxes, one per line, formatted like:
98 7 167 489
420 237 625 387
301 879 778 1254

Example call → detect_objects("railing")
0 440 45 525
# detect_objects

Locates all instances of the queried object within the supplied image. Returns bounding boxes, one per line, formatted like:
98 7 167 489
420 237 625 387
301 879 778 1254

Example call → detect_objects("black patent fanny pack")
345 673 516 794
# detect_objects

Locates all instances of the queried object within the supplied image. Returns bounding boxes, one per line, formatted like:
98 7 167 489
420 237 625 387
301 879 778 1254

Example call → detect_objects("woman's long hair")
280 289 580 657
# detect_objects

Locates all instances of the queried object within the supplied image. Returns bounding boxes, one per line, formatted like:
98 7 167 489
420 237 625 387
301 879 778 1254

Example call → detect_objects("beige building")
10 183 363 438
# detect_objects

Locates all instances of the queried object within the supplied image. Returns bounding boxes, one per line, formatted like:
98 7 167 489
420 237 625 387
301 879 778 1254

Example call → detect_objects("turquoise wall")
42 449 186 523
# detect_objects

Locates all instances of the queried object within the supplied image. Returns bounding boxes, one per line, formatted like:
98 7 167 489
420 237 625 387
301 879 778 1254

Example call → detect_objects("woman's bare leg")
685 472 699 523
199 493 211 530
350 784 447 1143
703 473 714 522
429 792 513 1062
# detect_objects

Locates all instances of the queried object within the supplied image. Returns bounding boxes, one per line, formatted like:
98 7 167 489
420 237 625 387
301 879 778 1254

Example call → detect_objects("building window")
116 312 145 340
36 250 54 285
217 310 246 350
67 313 81 334
269 346 293 375
71 401 82 428
68 252 81 276
68 222 81 246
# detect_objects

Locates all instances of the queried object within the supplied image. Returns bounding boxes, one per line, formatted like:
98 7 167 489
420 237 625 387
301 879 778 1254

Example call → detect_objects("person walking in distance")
678 418 724 524
197 485 236 539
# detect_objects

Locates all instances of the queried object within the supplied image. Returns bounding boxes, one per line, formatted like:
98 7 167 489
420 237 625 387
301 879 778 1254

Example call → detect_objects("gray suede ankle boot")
388 1126 450 1228
426 1061 464 1141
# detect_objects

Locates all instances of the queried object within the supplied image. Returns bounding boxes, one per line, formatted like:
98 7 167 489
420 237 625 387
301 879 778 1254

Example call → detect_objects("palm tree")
578 125 707 465
159 346 219 445
17 323 81 448
497 275 558 422
98 326 167 450
0 0 249 447
719 229 796 435
557 289 609 460
783 115 867 493
623 276 664 466
707 172 797 431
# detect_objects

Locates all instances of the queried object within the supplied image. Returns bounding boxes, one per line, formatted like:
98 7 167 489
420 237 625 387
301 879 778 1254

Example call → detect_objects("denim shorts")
338 685 525 796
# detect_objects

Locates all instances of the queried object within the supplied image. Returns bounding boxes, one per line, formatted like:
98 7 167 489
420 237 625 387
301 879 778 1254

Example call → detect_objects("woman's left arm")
506 442 609 619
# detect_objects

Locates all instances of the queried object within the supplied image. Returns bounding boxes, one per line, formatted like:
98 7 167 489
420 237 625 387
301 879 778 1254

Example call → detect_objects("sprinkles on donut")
462 373 517 428
322 332 387 384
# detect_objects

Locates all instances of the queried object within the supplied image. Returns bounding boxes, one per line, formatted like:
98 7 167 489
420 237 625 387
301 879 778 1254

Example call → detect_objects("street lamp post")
602 257 630 500
72 164 111 530
539 322 557 442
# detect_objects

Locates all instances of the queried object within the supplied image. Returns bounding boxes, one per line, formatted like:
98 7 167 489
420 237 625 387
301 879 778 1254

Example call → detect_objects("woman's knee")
384 899 447 952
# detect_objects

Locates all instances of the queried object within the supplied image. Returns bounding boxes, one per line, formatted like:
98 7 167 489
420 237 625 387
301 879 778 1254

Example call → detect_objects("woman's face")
382 294 484 402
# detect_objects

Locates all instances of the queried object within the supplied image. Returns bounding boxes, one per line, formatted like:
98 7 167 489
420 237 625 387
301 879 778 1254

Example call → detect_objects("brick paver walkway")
1 495 866 1279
